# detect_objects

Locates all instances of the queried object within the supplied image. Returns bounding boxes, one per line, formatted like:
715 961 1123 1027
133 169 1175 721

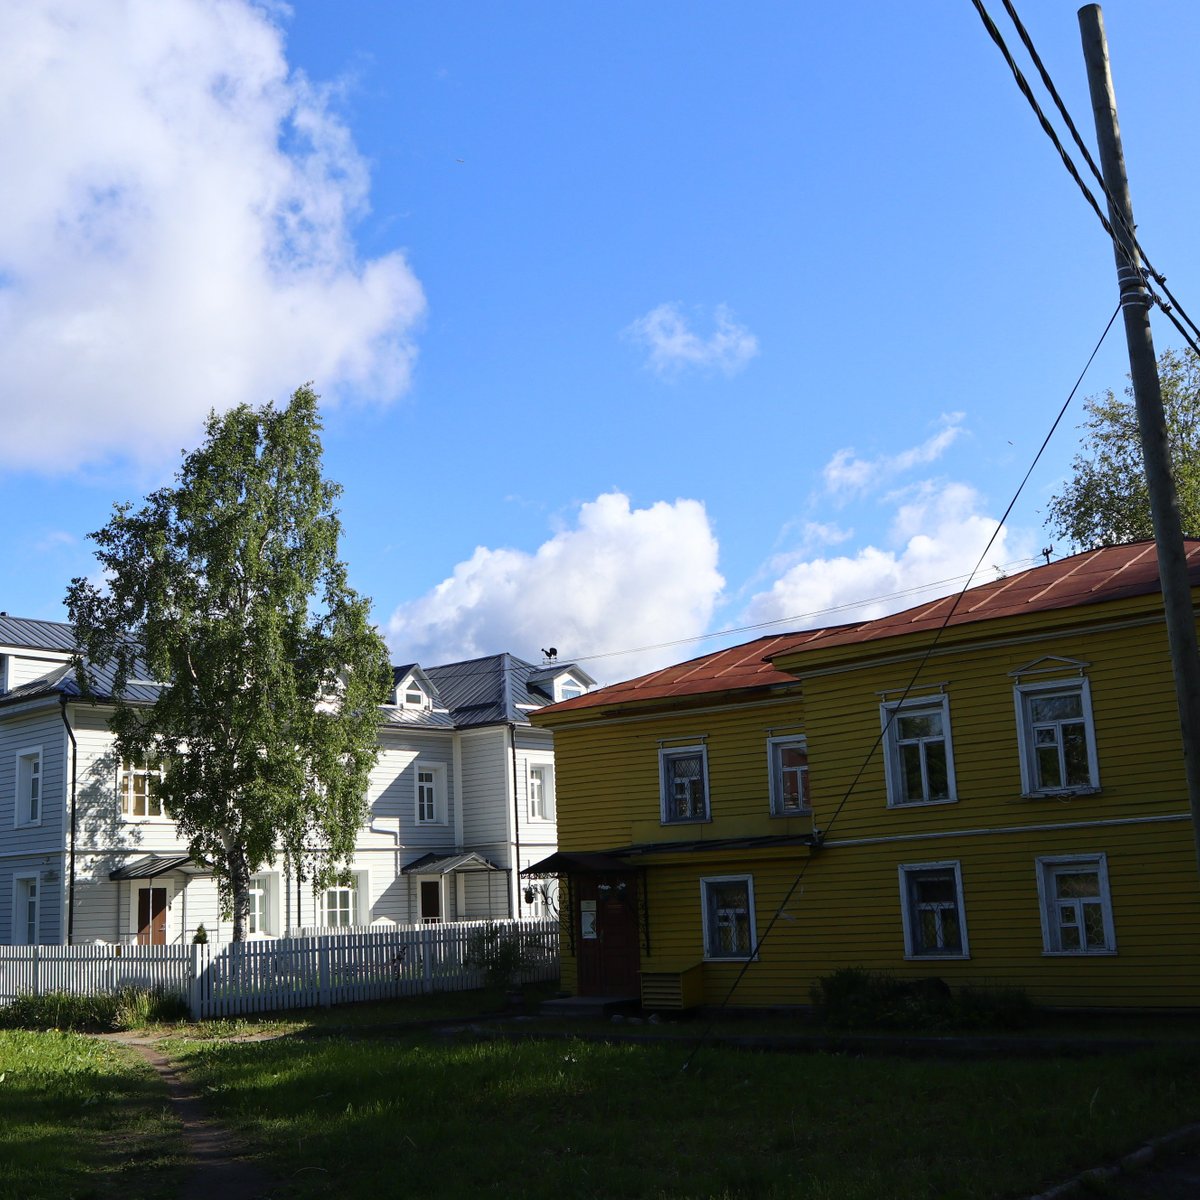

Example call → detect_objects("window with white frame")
415 762 447 824
321 880 357 927
660 745 709 823
248 878 271 936
768 737 810 816
1015 678 1099 794
558 677 585 701
15 748 42 825
14 875 38 944
1036 854 1115 954
882 696 955 806
528 763 553 821
119 758 164 819
898 861 969 958
701 876 756 960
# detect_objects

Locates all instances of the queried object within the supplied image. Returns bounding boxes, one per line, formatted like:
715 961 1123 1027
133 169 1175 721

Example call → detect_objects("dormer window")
557 676 586 702
395 675 429 709
405 686 425 707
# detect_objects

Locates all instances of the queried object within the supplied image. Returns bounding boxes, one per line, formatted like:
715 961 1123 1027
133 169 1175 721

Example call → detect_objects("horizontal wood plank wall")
547 605 1200 1010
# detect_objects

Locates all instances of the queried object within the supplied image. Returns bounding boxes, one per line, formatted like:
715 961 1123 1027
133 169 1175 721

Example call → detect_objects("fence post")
189 943 205 1020
422 926 433 994
318 937 331 1008
32 944 41 998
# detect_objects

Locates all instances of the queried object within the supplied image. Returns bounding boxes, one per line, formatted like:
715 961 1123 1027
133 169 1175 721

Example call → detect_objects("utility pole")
1078 4 1200 876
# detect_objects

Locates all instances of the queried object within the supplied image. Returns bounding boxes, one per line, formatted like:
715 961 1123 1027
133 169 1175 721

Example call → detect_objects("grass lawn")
0 1030 184 1200
166 1010 1200 1200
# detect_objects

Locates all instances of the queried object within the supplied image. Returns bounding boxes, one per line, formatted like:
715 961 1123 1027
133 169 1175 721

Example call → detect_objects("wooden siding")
4 653 70 692
549 604 1200 1009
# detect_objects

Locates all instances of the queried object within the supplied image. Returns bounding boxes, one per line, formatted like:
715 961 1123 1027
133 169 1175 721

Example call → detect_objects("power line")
682 303 1121 1071
970 0 1200 359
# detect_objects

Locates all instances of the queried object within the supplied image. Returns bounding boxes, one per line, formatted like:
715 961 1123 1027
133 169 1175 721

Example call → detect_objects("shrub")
0 986 189 1032
192 924 209 944
466 922 536 991
0 990 121 1032
810 967 1035 1032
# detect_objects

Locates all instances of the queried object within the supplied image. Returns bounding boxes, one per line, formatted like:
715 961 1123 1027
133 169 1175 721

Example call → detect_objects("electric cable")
680 303 1121 1072
971 0 1200 360
999 0 1200 351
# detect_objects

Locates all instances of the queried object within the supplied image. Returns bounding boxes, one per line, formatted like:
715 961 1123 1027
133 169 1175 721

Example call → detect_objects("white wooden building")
0 614 592 945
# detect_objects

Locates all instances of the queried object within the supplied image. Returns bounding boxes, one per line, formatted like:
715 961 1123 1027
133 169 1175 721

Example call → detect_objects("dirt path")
101 1033 278 1200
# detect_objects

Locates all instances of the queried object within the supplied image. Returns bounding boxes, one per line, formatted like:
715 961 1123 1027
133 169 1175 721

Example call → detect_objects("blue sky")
2 1 1198 682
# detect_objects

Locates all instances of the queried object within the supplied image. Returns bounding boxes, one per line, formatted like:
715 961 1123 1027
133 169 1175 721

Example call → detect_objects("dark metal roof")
109 853 205 880
401 851 500 874
422 653 595 728
0 614 77 653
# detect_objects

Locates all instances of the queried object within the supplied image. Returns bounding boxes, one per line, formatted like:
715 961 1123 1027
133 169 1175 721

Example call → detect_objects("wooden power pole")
1078 4 1200 875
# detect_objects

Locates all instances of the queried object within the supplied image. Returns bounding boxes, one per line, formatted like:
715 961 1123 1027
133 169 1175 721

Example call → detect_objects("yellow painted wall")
542 602 1200 1009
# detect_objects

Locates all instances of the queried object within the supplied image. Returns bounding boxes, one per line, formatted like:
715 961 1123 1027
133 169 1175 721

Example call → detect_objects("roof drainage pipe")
59 696 79 944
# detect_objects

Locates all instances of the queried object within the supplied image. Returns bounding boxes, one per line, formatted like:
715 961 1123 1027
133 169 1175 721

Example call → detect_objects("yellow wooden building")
529 540 1200 1011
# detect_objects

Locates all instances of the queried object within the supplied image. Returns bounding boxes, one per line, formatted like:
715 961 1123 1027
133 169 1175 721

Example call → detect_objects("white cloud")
0 0 425 474
386 492 724 683
625 302 758 378
743 481 1015 630
823 414 965 500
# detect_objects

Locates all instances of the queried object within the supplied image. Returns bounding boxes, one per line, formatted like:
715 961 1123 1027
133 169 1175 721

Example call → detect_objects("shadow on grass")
169 1027 1200 1200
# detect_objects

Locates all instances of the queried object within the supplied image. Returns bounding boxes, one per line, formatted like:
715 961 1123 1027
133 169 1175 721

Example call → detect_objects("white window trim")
320 871 367 928
12 873 39 945
248 872 278 938
898 860 970 960
700 874 758 962
1035 853 1117 956
659 744 710 824
1014 677 1100 796
766 735 811 817
14 746 43 828
880 696 957 808
527 761 555 822
414 761 448 825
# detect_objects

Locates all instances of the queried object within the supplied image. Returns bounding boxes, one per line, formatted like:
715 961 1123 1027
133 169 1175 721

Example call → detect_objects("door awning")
109 853 206 881
522 850 632 876
402 851 500 875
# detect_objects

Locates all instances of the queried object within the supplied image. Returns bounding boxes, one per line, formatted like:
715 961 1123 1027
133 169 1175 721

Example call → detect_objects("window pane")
1055 871 1099 899
898 712 941 740
1031 693 1083 722
1062 724 1090 786
668 754 705 819
914 874 956 904
901 743 925 800
707 881 750 956
925 744 949 800
1082 903 1107 949
1036 745 1063 789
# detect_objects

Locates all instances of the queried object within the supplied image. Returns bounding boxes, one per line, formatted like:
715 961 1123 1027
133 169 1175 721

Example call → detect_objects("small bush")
0 986 189 1032
192 924 209 944
810 967 1035 1032
466 922 536 991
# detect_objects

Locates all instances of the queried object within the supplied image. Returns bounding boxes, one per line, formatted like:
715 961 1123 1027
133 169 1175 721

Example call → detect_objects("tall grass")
0 986 189 1032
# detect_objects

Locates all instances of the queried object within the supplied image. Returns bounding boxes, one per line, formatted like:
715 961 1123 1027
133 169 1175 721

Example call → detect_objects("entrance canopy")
401 851 500 875
109 853 206 881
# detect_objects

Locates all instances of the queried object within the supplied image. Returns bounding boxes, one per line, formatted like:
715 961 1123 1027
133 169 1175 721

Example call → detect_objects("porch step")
539 994 640 1019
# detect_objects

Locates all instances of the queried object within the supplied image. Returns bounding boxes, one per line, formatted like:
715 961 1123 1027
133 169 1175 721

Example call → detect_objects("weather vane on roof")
541 647 558 664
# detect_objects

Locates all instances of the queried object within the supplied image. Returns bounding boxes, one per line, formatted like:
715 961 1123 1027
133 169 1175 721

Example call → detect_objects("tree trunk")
229 846 250 943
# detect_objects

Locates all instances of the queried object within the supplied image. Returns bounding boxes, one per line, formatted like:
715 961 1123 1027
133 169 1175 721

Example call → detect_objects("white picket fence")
0 918 558 1020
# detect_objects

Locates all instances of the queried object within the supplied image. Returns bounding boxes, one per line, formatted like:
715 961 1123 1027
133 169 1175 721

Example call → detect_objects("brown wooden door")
137 887 167 945
576 876 640 997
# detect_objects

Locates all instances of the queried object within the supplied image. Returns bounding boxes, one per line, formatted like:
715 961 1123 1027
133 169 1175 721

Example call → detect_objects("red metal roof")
542 541 1200 716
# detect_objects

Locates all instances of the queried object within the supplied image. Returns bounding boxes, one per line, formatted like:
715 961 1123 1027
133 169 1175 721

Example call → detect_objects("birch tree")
66 386 392 940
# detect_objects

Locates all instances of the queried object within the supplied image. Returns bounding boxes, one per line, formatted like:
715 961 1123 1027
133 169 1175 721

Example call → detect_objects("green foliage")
1047 347 1200 549
192 923 209 944
809 967 1035 1032
0 986 188 1032
465 922 536 991
66 386 393 940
